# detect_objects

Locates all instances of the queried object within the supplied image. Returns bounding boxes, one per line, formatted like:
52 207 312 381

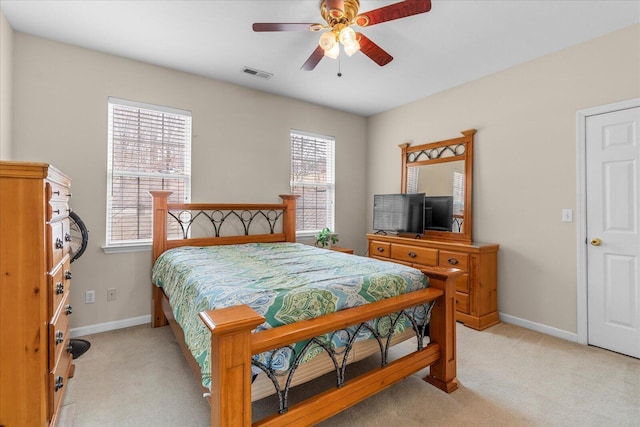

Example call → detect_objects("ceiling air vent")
242 67 273 80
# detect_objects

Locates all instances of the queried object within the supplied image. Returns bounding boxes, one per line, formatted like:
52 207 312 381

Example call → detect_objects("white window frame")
290 130 335 237
104 97 191 252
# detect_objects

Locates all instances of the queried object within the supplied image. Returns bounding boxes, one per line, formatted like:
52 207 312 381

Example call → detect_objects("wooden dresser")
367 234 499 330
0 161 74 427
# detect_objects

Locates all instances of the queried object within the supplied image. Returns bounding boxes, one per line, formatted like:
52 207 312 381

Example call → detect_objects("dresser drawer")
48 200 70 222
369 241 391 258
439 251 469 272
456 292 469 314
49 293 72 369
49 256 71 316
455 274 470 293
47 181 72 203
48 219 70 270
49 346 73 420
391 243 438 266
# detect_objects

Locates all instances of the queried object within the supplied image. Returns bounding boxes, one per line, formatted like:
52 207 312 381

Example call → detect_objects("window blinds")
290 130 335 233
107 98 191 245
452 170 464 215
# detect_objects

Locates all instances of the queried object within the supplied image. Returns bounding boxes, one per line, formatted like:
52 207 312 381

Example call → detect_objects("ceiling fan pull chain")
337 53 342 77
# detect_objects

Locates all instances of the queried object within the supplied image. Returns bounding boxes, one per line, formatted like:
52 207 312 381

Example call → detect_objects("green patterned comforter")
151 242 428 390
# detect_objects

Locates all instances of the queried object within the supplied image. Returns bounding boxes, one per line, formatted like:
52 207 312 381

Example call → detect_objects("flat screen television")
424 195 454 231
373 193 425 234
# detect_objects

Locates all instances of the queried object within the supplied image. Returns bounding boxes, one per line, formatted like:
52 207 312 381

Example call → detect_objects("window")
106 97 191 248
407 167 419 193
452 170 464 216
290 130 335 236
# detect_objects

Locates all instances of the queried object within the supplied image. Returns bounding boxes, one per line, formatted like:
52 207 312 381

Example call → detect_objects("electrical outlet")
85 290 95 304
107 288 116 301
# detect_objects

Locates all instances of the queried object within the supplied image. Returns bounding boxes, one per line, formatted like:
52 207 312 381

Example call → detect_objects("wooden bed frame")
150 191 460 426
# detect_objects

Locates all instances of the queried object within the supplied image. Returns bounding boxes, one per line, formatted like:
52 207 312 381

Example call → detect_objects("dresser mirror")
400 129 476 244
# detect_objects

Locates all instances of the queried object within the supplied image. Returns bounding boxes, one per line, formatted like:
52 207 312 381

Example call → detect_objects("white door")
586 106 640 358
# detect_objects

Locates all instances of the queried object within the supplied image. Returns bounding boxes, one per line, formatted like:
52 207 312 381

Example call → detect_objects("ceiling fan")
252 0 432 71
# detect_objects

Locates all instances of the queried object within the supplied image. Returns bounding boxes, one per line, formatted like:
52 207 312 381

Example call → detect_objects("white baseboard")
70 315 151 338
499 313 578 343
70 313 578 344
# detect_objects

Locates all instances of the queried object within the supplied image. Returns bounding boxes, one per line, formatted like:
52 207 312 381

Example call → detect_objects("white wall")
7 19 640 338
11 33 367 330
367 24 640 335
0 8 13 159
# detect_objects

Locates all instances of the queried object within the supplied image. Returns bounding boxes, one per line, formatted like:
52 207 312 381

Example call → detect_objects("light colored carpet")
62 322 639 426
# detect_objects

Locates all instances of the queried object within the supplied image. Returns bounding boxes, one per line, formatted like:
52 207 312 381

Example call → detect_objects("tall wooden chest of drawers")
0 161 74 427
367 234 499 330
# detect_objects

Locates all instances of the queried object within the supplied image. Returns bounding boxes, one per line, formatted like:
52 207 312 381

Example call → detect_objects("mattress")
151 242 428 391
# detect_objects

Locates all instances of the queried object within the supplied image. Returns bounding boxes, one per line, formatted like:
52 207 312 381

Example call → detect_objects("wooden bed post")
421 266 461 392
279 195 299 243
150 190 172 327
200 306 265 427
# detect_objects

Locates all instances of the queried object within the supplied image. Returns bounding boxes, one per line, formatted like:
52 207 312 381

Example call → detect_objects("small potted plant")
315 227 339 248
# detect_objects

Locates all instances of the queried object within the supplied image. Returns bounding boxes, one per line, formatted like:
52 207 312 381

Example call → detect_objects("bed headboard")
150 191 298 263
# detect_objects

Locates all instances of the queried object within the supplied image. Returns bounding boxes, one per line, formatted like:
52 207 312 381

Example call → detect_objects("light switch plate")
562 209 573 222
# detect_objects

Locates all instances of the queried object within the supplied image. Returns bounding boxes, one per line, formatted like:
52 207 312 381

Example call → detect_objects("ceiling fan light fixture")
338 26 357 46
319 31 337 51
324 42 340 59
344 40 360 56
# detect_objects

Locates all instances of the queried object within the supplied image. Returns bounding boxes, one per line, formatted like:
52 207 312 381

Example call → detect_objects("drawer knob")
65 305 73 315
56 282 64 295
55 330 64 345
53 190 60 196
448 258 459 265
53 209 61 215
66 342 74 353
376 247 385 253
54 376 64 392
65 232 72 242
65 271 72 280
408 251 417 258
55 238 64 249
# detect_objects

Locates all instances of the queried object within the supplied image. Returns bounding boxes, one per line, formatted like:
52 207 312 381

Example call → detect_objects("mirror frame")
400 129 476 244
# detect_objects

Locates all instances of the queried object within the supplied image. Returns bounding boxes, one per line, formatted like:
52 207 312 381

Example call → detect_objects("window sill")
102 243 152 254
296 232 317 242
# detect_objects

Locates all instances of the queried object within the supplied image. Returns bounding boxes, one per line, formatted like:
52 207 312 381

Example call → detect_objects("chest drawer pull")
55 330 64 345
376 247 385 253
448 258 459 265
65 271 72 280
54 376 64 392
55 238 64 249
53 190 60 196
66 342 74 353
65 232 72 242
56 282 64 294
408 251 417 258
65 305 73 315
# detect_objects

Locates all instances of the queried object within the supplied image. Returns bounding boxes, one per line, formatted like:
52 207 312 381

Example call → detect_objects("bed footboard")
199 267 460 427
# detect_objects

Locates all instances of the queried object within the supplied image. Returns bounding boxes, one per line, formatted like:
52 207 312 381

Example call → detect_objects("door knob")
590 238 602 246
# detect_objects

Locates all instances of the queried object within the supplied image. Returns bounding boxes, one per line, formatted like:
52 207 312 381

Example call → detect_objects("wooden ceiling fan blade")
301 46 325 71
252 23 319 32
357 33 393 66
355 0 431 27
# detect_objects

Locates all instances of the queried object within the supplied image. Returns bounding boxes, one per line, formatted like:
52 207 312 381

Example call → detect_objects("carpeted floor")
61 322 639 426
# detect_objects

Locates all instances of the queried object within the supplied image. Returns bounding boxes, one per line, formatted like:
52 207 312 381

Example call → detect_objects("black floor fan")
68 211 91 359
